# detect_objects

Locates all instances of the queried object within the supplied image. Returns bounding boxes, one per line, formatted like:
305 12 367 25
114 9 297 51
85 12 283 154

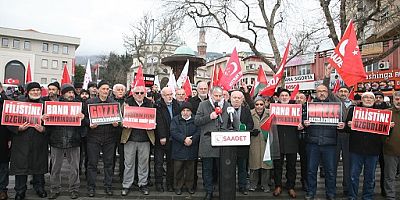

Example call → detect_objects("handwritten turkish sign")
123 106 156 129
44 101 82 126
269 103 302 126
307 102 342 125
351 107 392 135
88 103 122 125
1 100 43 127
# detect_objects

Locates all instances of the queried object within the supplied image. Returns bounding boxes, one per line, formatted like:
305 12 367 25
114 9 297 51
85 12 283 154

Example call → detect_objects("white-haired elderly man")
112 84 126 182
120 86 155 196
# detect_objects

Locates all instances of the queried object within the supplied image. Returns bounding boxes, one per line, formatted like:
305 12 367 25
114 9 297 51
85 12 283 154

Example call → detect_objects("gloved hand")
250 129 260 136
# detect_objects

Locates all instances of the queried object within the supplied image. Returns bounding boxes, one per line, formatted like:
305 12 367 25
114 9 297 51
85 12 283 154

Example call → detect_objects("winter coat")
83 96 118 144
276 101 299 154
306 78 343 146
0 91 11 162
249 109 274 170
384 106 400 156
236 106 254 158
170 115 200 160
195 99 239 158
346 104 384 156
9 98 48 175
189 95 207 115
120 96 155 144
155 99 180 147
47 97 82 149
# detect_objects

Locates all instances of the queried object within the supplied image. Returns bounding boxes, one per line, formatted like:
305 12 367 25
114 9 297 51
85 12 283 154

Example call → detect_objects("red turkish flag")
260 114 276 131
218 48 243 90
183 77 192 99
26 61 32 83
61 64 71 85
333 79 340 93
4 78 20 85
348 87 355 100
259 40 290 97
290 84 300 100
328 20 366 86
72 58 76 76
257 65 268 84
129 65 145 96
211 63 219 86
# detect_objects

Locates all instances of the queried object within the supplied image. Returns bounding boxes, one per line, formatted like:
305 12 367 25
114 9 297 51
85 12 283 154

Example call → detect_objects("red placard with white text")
44 101 82 126
1 100 43 127
307 102 342 125
123 106 156 129
351 106 392 135
269 103 302 126
88 103 122 125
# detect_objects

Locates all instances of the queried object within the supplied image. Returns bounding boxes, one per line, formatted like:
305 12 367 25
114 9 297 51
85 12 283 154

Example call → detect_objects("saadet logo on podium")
211 131 250 146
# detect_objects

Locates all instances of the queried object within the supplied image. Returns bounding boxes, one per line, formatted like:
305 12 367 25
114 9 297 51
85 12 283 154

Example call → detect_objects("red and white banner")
1 100 43 127
269 103 302 126
88 103 122 125
307 102 342 125
4 78 20 85
351 107 392 135
44 101 82 126
218 48 243 90
123 106 156 129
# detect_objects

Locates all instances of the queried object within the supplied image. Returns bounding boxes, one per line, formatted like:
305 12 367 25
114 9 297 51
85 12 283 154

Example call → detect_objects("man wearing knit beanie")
87 82 98 99
74 82 83 95
10 81 48 200
46 82 83 199
43 82 60 101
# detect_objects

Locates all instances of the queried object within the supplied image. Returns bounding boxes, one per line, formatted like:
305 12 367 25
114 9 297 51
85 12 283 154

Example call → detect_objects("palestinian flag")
260 114 275 167
251 65 268 97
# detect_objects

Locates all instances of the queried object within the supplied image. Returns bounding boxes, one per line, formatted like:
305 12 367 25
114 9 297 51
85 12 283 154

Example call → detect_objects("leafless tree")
319 0 400 66
123 13 183 74
167 0 325 73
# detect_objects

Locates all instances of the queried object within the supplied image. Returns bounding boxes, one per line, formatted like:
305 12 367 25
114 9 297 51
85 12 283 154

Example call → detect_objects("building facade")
0 27 80 85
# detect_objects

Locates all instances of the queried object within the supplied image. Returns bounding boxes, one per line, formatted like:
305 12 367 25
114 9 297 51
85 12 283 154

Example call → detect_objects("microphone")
214 101 223 124
227 107 235 124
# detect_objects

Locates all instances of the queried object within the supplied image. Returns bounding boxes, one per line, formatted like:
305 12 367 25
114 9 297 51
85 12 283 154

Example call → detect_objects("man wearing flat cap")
45 84 84 199
9 82 48 200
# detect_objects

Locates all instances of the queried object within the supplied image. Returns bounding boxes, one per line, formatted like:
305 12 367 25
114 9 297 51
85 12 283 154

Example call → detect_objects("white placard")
211 131 250 146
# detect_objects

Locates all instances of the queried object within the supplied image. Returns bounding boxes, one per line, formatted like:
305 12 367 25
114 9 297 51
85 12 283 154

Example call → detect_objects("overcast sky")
0 0 332 56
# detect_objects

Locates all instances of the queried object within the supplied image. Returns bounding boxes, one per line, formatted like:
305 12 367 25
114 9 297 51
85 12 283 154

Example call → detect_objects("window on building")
365 63 379 72
251 78 255 84
62 45 68 54
42 43 49 52
298 65 311 75
24 41 31 50
40 78 47 84
53 44 59 53
2 38 9 47
51 78 57 82
42 59 48 68
284 68 291 77
13 39 20 49
52 60 58 69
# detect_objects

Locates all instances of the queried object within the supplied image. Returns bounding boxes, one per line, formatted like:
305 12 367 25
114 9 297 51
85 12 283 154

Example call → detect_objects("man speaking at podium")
195 86 238 200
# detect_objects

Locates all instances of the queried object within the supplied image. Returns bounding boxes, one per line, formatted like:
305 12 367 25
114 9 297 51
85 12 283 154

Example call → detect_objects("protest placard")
351 106 392 135
307 102 342 125
1 100 43 127
123 106 156 129
269 103 302 126
44 101 82 126
88 103 122 125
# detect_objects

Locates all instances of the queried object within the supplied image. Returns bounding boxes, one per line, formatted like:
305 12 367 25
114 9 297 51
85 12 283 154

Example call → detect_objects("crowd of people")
0 64 399 200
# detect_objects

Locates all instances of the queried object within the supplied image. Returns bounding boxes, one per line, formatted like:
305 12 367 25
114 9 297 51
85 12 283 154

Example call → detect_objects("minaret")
197 26 207 58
